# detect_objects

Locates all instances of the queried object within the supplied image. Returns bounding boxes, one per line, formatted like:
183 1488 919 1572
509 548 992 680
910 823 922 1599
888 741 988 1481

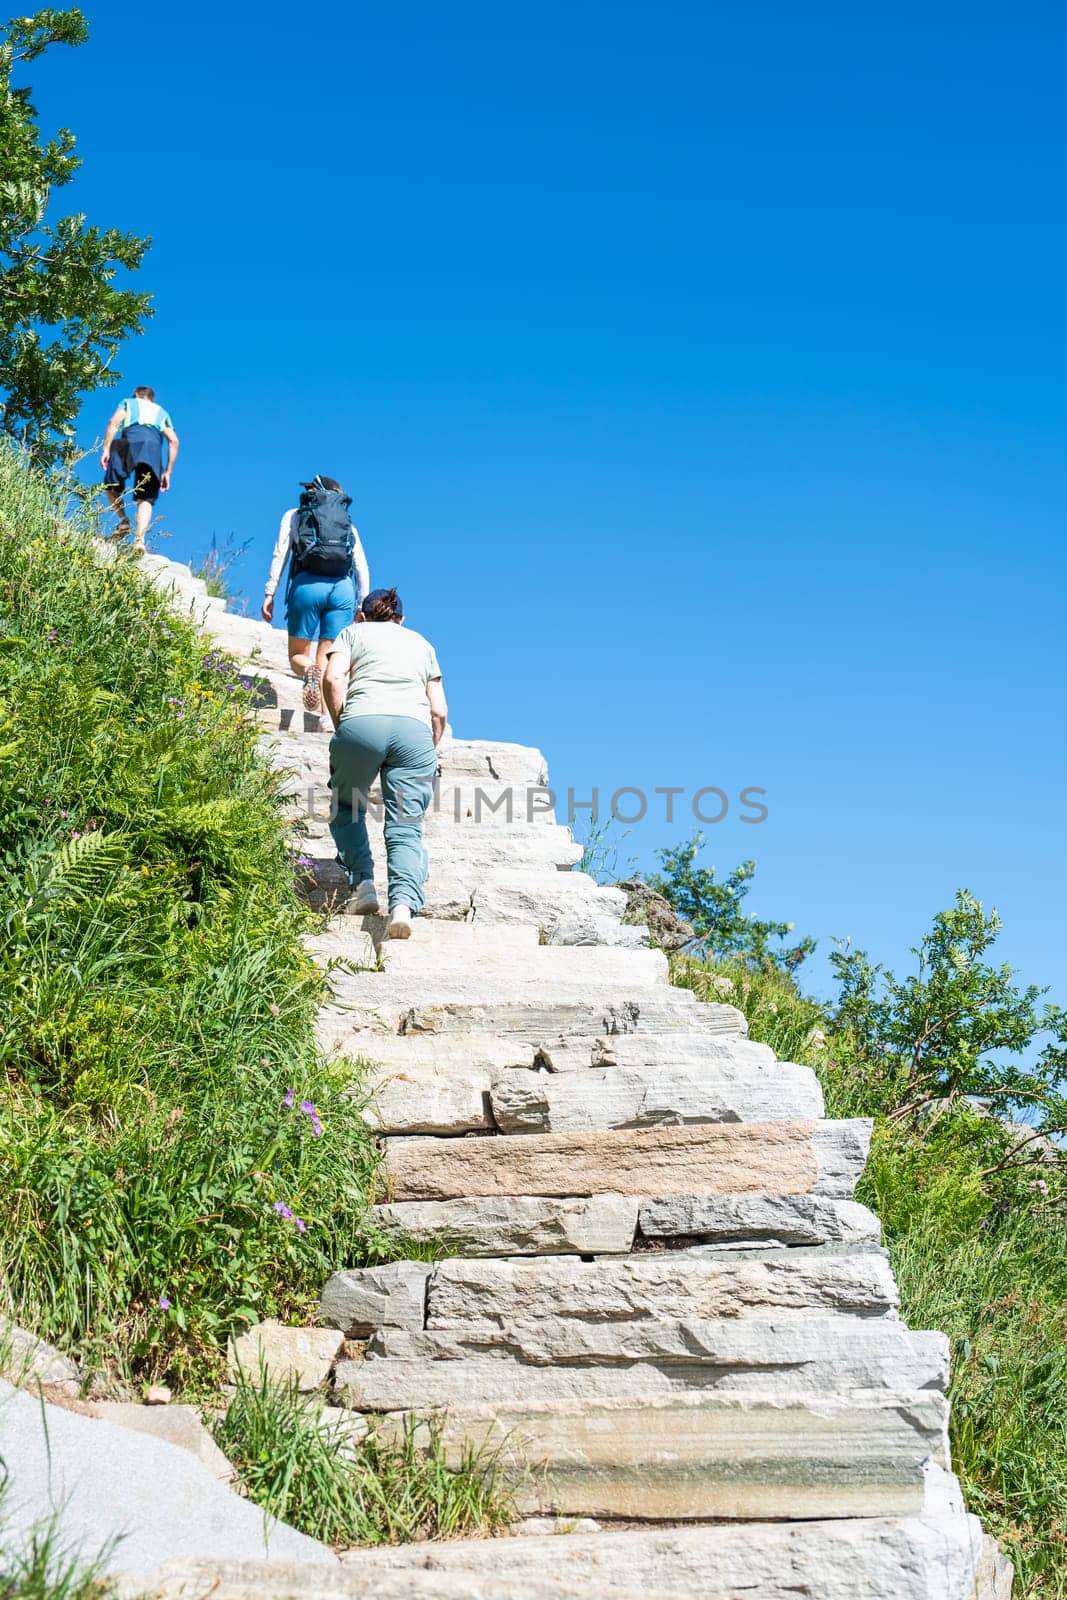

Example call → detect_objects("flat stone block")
384 1122 820 1202
370 1195 640 1256
638 1195 882 1247
227 1322 344 1391
319 1262 430 1337
426 1250 898 1328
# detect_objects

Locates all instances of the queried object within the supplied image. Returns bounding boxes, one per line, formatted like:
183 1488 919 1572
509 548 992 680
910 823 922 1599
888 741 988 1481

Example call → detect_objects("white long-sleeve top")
264 507 370 602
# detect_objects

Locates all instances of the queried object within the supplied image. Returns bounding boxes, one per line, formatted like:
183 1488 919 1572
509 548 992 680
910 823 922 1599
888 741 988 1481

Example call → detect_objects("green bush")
215 1369 513 1546
673 946 1067 1597
0 445 381 1382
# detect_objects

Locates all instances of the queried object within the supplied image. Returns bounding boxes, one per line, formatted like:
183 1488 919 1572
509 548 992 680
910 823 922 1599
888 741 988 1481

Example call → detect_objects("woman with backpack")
322 587 447 940
261 476 370 716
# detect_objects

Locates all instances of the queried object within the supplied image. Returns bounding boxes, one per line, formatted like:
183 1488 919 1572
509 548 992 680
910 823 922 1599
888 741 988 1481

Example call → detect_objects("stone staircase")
137 554 1006 1598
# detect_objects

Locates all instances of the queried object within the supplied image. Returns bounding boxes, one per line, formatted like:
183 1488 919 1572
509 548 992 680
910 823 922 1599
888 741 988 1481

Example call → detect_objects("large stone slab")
119 1558 678 1599
638 1195 882 1247
333 1514 988 1599
590 1030 774 1071
227 1321 344 1390
472 874 628 928
365 1065 492 1134
381 1391 943 1519
437 738 550 787
813 1119 873 1196
426 1250 898 1327
370 1195 640 1256
489 1062 823 1132
0 1379 332 1577
367 1318 948 1394
91 1403 234 1482
348 1033 537 1072
384 1122 820 1202
399 995 745 1039
371 944 669 990
319 1262 430 1337
334 1324 947 1410
0 1317 80 1397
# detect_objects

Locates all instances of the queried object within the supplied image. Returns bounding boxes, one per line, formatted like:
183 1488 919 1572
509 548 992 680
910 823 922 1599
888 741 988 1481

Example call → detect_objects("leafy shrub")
670 903 1067 1598
0 444 381 1381
651 836 814 971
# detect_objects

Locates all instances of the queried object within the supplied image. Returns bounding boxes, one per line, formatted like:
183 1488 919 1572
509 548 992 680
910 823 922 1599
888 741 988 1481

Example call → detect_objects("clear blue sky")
32 0 1067 1002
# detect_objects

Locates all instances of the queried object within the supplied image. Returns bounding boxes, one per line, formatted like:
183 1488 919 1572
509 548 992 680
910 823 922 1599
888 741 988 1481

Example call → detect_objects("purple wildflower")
300 1099 324 1138
273 1200 294 1220
46 628 58 643
282 1088 295 1108
295 1216 307 1234
158 1296 171 1310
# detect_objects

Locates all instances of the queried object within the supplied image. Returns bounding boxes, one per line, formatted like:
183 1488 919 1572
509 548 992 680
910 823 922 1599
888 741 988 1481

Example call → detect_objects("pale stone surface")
117 1559 675 1599
367 1319 948 1395
426 1251 899 1327
227 1321 344 1390
380 1392 942 1519
489 1062 823 1132
364 1066 491 1134
974 1534 1015 1598
0 1379 332 1576
334 1326 947 1409
591 1030 774 1070
334 1515 988 1599
370 1195 640 1256
347 1033 537 1072
373 944 669 989
319 1262 430 1337
638 1195 882 1247
0 1317 79 1395
92 1403 234 1482
384 1122 820 1202
398 996 746 1039
472 874 629 928
814 1118 874 1196
512 1516 602 1536
543 911 650 949
437 738 550 787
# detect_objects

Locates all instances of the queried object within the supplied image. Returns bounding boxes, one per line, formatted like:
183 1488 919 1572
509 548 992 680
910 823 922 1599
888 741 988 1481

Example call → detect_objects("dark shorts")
104 426 163 503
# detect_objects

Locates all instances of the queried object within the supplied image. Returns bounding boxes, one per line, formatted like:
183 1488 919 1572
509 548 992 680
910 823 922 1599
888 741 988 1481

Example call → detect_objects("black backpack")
291 485 355 578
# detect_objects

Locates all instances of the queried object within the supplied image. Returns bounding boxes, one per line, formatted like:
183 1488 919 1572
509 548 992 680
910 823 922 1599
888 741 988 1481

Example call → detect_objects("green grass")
674 950 1067 1598
0 1491 116 1600
0 444 385 1384
215 1368 514 1546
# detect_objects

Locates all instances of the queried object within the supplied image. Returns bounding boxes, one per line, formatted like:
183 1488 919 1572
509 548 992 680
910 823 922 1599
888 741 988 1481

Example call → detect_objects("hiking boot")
352 880 380 914
384 904 413 940
302 666 322 712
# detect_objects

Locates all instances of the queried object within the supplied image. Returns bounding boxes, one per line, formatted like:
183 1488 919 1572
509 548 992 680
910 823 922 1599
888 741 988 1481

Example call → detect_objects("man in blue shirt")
100 384 180 552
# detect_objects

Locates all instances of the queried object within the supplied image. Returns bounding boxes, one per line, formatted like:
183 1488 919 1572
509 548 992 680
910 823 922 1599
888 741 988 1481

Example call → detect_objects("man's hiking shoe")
352 880 380 914
302 666 322 712
106 524 132 543
384 905 413 940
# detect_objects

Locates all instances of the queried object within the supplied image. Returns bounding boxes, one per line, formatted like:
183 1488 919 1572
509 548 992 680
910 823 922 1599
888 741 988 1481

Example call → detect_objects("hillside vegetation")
661 845 1067 1600
0 446 380 1383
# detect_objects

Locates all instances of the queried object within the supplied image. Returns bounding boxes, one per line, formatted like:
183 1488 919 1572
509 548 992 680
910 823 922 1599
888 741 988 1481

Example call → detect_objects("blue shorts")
286 571 357 641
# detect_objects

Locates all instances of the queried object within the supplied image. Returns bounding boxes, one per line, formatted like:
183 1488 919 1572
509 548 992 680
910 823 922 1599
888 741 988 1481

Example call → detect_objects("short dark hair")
133 385 155 400
361 587 402 622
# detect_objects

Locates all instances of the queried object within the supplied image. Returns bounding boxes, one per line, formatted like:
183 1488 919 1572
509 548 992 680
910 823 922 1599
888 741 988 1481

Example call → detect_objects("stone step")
398 995 743 1038
366 1313 938 1382
382 1120 872 1203
299 816 584 866
361 1057 825 1139
311 921 541 961
374 1390 942 1520
331 1507 989 1599
416 1249 898 1330
470 873 629 928
333 1325 947 1410
371 945 669 988
370 1194 640 1254
119 1557 683 1600
488 1061 823 1132
368 1193 879 1257
341 1026 768 1077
